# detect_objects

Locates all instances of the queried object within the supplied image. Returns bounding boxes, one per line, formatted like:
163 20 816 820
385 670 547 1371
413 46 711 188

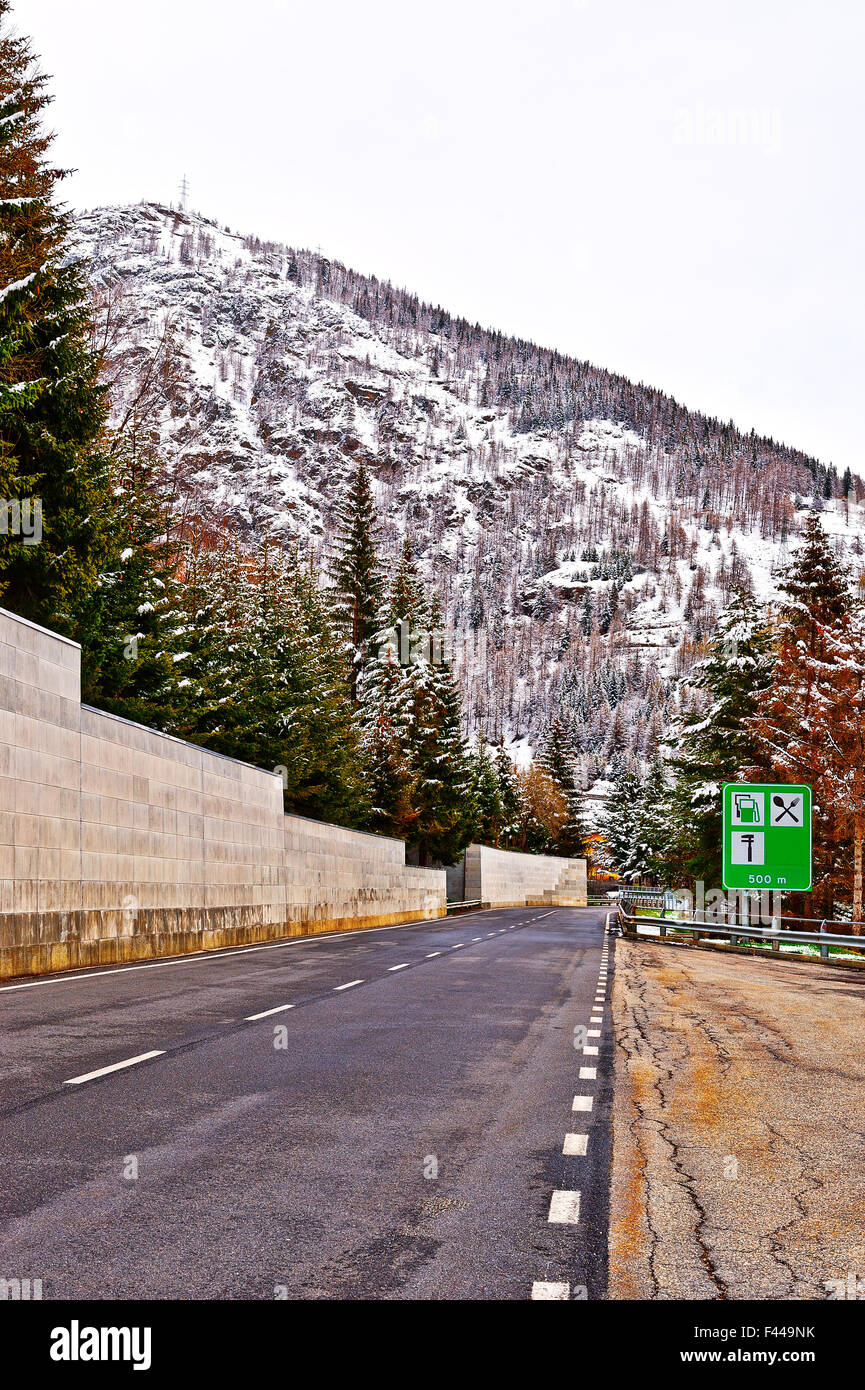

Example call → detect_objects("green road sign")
722 783 812 891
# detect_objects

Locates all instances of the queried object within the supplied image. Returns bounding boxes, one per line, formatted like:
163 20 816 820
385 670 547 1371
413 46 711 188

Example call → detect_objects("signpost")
722 783 812 892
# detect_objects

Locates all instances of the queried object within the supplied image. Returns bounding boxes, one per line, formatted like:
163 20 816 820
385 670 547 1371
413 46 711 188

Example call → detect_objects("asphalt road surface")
0 906 612 1300
610 937 865 1299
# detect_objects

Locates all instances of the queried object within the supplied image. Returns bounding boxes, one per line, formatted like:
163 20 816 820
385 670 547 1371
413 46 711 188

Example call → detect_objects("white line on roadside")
245 1003 296 1020
548 1190 581 1224
572 1095 593 1111
563 1133 588 1156
531 1281 570 1300
64 1050 165 1086
587 1029 600 1038
388 963 410 972
335 979 363 991
426 952 441 958
1 907 538 997
579 1066 597 1080
583 1046 598 1056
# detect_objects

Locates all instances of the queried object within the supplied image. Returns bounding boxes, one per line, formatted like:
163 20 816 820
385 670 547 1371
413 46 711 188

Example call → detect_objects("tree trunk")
854 818 863 934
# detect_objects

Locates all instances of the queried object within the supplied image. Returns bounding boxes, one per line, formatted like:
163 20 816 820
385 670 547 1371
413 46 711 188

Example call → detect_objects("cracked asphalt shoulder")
609 937 865 1300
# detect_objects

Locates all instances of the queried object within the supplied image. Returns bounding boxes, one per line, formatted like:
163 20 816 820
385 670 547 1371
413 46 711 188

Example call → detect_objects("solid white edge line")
335 979 363 991
0 907 530 994
245 1003 296 1021
64 1050 165 1085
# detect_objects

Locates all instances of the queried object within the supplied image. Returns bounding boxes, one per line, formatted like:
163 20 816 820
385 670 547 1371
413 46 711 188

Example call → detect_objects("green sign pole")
722 783 812 892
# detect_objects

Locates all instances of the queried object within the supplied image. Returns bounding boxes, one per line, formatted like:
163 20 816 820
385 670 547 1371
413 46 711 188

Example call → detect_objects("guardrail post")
820 921 829 960
659 920 666 937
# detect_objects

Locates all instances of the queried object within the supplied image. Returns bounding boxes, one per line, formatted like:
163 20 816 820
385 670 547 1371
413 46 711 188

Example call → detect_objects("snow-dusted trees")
665 591 774 884
329 461 383 701
751 515 863 916
0 1 113 629
342 515 475 862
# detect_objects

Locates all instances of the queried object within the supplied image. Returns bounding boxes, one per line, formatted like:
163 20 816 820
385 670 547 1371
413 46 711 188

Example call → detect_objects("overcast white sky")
16 0 865 472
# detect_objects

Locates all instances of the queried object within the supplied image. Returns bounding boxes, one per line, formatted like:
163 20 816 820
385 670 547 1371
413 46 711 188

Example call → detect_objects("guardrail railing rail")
617 905 865 962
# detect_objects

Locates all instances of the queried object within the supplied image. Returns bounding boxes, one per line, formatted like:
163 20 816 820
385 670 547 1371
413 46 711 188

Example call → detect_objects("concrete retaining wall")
0 606 445 979
464 843 587 907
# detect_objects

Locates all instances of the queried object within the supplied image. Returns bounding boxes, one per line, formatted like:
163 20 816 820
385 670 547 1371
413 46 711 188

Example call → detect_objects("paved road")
0 906 611 1300
610 937 865 1300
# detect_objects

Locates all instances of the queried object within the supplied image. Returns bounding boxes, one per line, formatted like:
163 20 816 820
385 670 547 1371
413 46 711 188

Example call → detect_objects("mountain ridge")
77 199 865 775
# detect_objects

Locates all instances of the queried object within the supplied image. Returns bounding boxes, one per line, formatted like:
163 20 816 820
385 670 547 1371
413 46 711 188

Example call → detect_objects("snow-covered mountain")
78 201 865 774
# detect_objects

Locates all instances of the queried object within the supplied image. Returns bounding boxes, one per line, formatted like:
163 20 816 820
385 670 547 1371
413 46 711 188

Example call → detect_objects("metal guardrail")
445 899 487 913
617 905 865 961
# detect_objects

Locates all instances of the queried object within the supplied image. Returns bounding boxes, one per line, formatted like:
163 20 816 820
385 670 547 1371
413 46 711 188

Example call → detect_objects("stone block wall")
0 606 445 979
463 844 587 907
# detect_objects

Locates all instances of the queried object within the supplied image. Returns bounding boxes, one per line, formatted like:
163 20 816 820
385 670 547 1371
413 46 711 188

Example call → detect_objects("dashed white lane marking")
472 936 483 941
531 1281 570 1300
335 979 363 991
451 944 464 949
563 1133 588 1156
64 1050 165 1085
388 964 410 972
245 1003 296 1020
2 910 480 994
579 1066 597 1080
426 952 441 958
548 1190 581 1224
572 1095 593 1111
587 1029 600 1038
583 1046 598 1056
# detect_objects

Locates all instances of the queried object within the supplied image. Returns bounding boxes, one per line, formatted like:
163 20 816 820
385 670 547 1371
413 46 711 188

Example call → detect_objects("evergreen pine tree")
751 515 852 909
0 5 114 631
467 742 504 845
666 591 774 884
537 717 576 790
493 743 522 845
329 461 382 700
557 782 589 860
598 763 643 880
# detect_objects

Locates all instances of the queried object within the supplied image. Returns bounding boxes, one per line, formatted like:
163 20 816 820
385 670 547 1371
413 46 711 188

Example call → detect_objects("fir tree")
329 461 382 700
666 591 774 885
467 742 504 845
751 515 852 910
557 782 589 860
598 763 642 880
0 5 113 632
537 717 576 790
493 743 522 844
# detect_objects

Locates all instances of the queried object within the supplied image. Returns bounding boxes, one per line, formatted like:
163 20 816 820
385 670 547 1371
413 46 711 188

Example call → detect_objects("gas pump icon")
733 792 762 825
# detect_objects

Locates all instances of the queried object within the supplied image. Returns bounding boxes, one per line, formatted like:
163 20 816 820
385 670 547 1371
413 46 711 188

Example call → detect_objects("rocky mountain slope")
77 201 865 782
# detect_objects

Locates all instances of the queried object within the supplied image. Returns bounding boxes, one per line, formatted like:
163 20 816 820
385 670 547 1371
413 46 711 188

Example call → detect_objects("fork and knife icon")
772 794 801 825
